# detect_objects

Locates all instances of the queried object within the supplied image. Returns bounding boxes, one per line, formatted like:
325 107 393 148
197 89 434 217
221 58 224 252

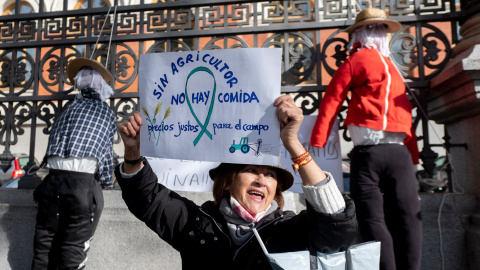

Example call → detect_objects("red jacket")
310 46 418 162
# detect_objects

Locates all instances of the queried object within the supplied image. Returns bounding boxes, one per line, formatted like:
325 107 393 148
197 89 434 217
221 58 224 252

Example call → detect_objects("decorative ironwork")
204 36 249 50
0 102 9 145
0 0 467 187
37 101 58 134
322 30 349 77
146 40 192 53
11 102 32 143
0 49 34 96
391 23 452 80
114 98 138 144
293 92 320 116
40 46 80 94
262 32 316 85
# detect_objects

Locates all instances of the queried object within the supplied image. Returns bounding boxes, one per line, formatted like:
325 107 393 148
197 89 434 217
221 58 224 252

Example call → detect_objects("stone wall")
0 189 476 270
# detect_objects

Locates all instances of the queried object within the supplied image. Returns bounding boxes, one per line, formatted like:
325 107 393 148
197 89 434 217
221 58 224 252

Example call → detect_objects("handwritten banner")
147 116 344 192
280 116 343 193
139 49 282 166
148 158 218 192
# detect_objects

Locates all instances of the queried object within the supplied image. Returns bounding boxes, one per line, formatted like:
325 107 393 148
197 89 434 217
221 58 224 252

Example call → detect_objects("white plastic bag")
317 241 381 270
253 228 381 270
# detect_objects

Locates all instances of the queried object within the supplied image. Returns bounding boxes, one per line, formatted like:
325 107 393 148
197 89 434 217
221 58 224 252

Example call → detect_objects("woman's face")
228 165 278 215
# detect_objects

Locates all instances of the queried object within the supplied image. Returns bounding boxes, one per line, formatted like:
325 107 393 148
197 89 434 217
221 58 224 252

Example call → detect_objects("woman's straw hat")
67 57 113 84
209 163 294 191
344 7 401 34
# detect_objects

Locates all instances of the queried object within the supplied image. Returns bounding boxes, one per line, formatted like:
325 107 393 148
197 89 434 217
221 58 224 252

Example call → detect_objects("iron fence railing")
0 0 466 188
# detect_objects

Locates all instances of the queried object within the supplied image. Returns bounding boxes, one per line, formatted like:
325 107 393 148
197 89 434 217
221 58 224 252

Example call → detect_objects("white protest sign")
280 116 343 192
146 116 344 193
147 158 218 192
139 49 282 166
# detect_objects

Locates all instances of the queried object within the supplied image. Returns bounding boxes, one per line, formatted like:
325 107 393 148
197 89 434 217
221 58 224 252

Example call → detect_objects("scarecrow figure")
31 58 117 270
310 8 422 270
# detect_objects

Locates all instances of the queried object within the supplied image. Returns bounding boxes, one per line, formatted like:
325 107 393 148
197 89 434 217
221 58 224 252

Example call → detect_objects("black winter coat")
115 161 357 270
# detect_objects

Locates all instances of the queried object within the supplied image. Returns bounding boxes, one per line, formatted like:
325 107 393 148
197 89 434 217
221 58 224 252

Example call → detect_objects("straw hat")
209 163 294 191
345 7 401 34
67 57 113 84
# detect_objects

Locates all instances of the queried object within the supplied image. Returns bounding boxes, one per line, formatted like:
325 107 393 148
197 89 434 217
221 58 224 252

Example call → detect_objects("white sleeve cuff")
119 162 144 178
302 171 346 214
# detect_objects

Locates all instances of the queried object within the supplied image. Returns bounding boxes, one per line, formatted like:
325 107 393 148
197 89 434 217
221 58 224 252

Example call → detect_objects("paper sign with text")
147 116 344 193
139 49 282 166
280 116 343 193
147 158 218 192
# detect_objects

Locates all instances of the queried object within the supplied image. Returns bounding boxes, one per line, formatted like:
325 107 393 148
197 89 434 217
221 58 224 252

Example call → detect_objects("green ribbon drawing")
185 66 216 146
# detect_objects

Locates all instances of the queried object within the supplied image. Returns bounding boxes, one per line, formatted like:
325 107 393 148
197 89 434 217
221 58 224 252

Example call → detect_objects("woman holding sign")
116 95 357 269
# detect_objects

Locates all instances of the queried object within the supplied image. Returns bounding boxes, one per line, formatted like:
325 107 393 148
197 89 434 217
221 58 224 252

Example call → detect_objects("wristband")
291 149 309 163
124 156 145 165
291 150 312 171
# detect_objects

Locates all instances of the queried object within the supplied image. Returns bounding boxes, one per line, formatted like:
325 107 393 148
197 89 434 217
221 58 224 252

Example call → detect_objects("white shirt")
348 125 406 146
48 156 98 174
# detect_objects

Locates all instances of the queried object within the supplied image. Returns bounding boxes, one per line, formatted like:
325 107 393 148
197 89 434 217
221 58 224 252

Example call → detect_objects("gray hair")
347 23 391 57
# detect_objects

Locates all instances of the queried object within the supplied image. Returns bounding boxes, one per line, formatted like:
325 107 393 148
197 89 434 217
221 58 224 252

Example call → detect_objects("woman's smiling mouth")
247 190 265 201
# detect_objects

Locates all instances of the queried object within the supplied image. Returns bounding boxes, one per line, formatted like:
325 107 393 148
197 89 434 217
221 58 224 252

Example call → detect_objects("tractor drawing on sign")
230 137 250 154
229 137 262 156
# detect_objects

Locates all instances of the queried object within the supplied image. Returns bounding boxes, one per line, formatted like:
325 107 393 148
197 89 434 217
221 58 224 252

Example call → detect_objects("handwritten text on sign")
281 116 343 193
139 49 282 166
147 116 344 192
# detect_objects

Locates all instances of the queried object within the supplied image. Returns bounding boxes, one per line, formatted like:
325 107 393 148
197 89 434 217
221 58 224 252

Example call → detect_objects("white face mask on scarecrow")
74 67 114 102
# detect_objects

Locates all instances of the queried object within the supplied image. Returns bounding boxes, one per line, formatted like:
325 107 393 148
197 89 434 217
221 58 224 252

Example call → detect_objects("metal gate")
0 0 465 186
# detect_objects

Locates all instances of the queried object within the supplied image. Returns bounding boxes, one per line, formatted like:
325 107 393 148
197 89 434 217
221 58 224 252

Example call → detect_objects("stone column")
429 0 480 194
429 45 480 193
429 0 480 268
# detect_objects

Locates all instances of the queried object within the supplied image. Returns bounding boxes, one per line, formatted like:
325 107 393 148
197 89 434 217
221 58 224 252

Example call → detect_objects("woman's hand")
118 112 143 172
274 95 304 156
274 95 327 185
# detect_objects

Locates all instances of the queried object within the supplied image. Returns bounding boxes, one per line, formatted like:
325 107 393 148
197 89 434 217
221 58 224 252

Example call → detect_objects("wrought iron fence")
0 0 465 187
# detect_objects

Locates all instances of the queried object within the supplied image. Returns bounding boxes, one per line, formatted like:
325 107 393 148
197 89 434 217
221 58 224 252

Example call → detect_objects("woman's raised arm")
118 111 143 174
274 95 327 186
